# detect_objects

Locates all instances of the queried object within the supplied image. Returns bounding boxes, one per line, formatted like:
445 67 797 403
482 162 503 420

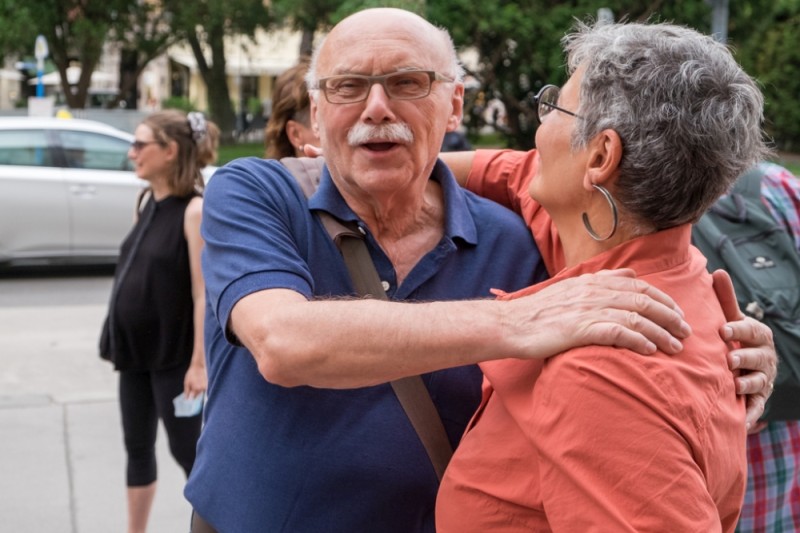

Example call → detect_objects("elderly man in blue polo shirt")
185 8 774 532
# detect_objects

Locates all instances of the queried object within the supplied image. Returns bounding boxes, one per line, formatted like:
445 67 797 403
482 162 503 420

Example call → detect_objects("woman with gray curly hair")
437 21 768 532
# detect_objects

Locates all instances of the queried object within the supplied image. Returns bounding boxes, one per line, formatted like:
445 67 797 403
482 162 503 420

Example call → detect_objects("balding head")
306 8 462 90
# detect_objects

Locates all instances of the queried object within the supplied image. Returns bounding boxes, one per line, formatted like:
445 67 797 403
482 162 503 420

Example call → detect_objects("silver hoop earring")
582 184 618 241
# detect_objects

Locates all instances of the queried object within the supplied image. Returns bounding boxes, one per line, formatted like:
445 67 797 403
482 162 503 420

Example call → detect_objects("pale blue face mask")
173 392 204 417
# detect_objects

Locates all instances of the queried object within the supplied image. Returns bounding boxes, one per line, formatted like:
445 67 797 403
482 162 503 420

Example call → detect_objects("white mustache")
347 122 414 146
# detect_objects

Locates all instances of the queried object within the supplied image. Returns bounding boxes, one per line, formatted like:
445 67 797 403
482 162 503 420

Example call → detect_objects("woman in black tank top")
99 110 219 533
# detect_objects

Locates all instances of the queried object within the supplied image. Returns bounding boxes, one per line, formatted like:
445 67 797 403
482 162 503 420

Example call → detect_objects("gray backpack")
692 164 800 421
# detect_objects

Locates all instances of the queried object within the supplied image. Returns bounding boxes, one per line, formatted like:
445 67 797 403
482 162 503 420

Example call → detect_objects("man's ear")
285 120 304 150
309 96 320 137
446 84 465 132
583 129 622 189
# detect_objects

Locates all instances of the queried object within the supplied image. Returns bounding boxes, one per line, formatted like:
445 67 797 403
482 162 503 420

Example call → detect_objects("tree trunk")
47 24 104 109
299 28 314 57
70 56 99 109
113 50 141 110
188 26 236 141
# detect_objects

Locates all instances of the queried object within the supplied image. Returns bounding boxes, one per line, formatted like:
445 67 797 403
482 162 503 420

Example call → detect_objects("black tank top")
107 194 197 371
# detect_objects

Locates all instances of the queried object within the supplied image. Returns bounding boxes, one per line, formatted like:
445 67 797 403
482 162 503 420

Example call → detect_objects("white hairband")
187 112 207 142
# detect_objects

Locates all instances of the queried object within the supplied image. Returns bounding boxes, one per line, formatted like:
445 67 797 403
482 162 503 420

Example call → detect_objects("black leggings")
119 362 202 487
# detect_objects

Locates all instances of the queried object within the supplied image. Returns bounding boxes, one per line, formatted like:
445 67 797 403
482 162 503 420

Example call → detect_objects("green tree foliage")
754 17 800 151
0 0 129 109
427 0 572 148
0 2 38 60
730 0 800 151
426 0 717 148
0 0 271 133
0 0 796 149
269 0 344 56
164 0 271 140
269 0 424 56
110 2 183 109
426 0 800 150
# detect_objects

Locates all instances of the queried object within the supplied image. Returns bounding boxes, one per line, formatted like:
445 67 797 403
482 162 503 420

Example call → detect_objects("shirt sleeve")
466 149 564 274
465 149 536 211
759 162 800 252
201 158 316 344
529 351 726 533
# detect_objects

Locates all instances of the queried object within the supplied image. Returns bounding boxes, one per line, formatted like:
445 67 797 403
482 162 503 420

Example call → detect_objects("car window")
0 130 54 167
59 130 134 171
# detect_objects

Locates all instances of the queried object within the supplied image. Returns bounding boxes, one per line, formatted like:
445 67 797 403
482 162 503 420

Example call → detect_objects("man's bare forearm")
233 289 510 388
232 270 692 389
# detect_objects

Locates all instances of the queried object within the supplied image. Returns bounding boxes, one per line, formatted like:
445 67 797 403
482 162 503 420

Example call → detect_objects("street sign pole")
36 59 44 97
29 34 54 117
707 0 730 43
34 35 48 98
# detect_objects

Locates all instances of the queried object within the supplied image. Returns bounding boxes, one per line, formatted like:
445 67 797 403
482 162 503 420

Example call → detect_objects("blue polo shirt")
185 157 547 532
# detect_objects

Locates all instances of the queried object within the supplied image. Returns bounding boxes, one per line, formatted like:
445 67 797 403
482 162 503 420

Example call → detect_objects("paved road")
0 266 191 532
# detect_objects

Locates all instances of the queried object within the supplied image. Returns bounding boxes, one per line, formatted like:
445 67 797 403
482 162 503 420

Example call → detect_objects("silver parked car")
0 117 214 267
0 117 142 267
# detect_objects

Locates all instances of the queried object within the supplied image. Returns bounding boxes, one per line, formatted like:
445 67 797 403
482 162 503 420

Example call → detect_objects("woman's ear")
164 139 179 162
584 129 623 189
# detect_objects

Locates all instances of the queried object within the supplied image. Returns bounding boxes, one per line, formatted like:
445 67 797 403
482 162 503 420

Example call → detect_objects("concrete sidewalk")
1 397 191 532
0 277 192 532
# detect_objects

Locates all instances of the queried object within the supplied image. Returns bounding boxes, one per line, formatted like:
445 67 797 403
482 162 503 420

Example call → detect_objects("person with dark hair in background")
99 109 219 533
264 57 319 159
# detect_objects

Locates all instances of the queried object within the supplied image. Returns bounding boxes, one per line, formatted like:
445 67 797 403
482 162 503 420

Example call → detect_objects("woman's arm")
183 196 208 398
438 151 476 187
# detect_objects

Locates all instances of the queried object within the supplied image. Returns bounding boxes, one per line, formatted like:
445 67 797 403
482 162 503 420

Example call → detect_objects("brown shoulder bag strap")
280 156 454 480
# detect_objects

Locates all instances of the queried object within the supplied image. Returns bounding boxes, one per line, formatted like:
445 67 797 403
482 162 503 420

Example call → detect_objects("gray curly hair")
564 21 769 231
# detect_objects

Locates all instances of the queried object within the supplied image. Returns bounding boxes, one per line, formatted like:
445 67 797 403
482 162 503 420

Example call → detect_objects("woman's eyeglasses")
130 140 161 152
534 84 582 122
